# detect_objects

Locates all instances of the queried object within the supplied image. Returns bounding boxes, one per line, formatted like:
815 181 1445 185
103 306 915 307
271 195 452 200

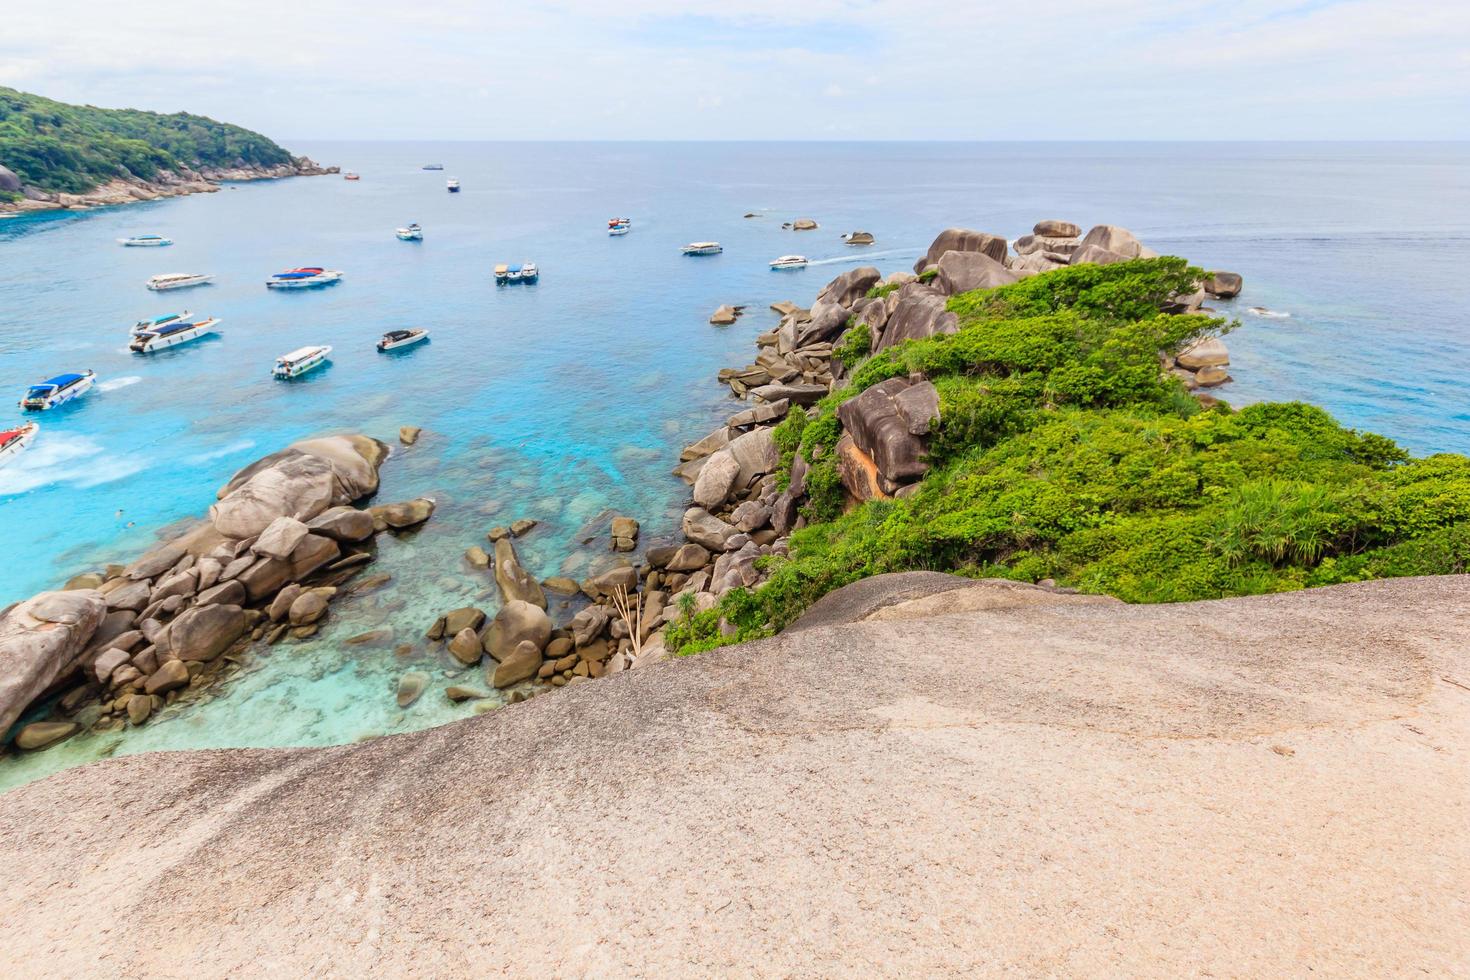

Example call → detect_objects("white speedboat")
608 217 631 236
266 267 343 289
377 328 429 352
682 242 722 255
344 172 360 181
146 273 214 291
21 370 95 410
770 255 808 270
130 315 219 353
131 311 191 335
119 234 173 247
447 178 460 193
495 262 539 284
396 223 423 241
0 421 38 468
272 346 333 379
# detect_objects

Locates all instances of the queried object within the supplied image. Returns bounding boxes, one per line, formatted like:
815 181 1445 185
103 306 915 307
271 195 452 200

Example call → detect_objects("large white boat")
396 223 423 241
447 178 460 193
266 267 343 289
119 234 173 247
131 311 191 335
130 315 220 353
495 262 539 284
377 328 429 352
0 421 38 468
770 255 809 270
21 370 95 410
272 346 333 379
146 273 214 291
682 242 722 255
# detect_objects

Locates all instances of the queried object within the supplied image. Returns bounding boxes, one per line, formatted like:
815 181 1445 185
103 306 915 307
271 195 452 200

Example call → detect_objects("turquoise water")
2 141 1468 786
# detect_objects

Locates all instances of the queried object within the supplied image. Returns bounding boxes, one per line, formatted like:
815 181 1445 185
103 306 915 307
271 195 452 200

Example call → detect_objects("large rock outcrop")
914 228 1008 274
0 591 106 736
0 576 1465 975
210 436 387 539
835 377 941 491
872 287 958 353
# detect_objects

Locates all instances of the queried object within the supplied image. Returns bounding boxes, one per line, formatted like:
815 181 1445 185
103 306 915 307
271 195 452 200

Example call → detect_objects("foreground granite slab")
0 575 1466 977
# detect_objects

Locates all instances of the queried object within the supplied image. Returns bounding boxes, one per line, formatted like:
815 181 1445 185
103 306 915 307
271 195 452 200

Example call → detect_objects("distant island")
0 86 334 213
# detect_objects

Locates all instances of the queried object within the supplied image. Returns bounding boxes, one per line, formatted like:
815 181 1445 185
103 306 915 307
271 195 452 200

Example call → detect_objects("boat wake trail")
1247 307 1292 319
0 433 147 496
802 247 921 268
98 376 142 392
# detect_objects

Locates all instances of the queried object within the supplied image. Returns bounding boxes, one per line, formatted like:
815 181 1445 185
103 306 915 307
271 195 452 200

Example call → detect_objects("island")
0 86 334 213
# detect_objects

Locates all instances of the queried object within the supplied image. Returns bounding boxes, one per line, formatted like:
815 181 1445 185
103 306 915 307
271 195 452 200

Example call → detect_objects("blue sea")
2 141 1468 787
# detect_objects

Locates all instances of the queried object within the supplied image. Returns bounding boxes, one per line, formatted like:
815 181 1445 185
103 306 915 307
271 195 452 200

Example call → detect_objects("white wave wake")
98 376 143 392
0 432 147 496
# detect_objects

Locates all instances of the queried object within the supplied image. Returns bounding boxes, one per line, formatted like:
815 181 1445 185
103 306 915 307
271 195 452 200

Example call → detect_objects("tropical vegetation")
669 257 1470 652
0 86 294 200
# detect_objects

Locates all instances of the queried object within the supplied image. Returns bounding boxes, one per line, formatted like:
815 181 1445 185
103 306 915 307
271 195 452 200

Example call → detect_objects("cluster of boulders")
427 514 668 693
0 435 432 751
0 158 337 214
633 222 1249 614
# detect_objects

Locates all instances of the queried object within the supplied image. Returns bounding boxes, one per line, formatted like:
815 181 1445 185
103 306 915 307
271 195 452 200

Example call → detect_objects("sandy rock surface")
0 575 1467 977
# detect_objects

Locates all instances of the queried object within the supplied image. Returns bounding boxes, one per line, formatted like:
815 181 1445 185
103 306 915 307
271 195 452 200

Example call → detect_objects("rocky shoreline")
0 434 433 752
0 220 1243 761
0 157 337 215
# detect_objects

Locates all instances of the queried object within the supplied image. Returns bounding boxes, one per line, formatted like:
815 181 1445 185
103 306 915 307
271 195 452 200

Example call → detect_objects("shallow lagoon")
2 141 1468 788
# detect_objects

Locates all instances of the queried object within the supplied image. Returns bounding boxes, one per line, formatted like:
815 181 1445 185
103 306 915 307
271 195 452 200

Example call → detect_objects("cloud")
1 0 1466 139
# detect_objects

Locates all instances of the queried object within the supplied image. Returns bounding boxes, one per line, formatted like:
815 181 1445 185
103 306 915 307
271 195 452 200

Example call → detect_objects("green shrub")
667 258 1470 653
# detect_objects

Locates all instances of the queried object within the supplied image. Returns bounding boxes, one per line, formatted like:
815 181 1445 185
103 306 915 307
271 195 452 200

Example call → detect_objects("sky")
2 0 1468 141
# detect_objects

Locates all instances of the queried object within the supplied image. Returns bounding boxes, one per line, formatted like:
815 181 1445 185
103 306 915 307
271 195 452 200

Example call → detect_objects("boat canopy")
508 264 523 274
494 264 509 274
37 373 85 389
0 426 30 446
383 330 416 341
154 319 202 337
279 347 326 363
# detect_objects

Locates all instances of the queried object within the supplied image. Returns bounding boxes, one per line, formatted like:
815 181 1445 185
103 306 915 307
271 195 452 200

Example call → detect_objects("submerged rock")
14 720 80 751
396 672 428 708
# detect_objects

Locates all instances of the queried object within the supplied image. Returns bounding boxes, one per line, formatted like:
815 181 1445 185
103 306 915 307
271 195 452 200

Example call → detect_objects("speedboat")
447 178 460 193
842 231 875 246
495 262 539 284
608 217 632 236
682 242 722 255
21 371 95 410
131 315 219 353
272 346 332 379
0 421 38 468
377 328 429 352
266 268 343 289
396 223 423 241
770 255 808 270
131 311 191 335
344 172 360 181
119 234 173 247
423 164 444 171
146 273 214 291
